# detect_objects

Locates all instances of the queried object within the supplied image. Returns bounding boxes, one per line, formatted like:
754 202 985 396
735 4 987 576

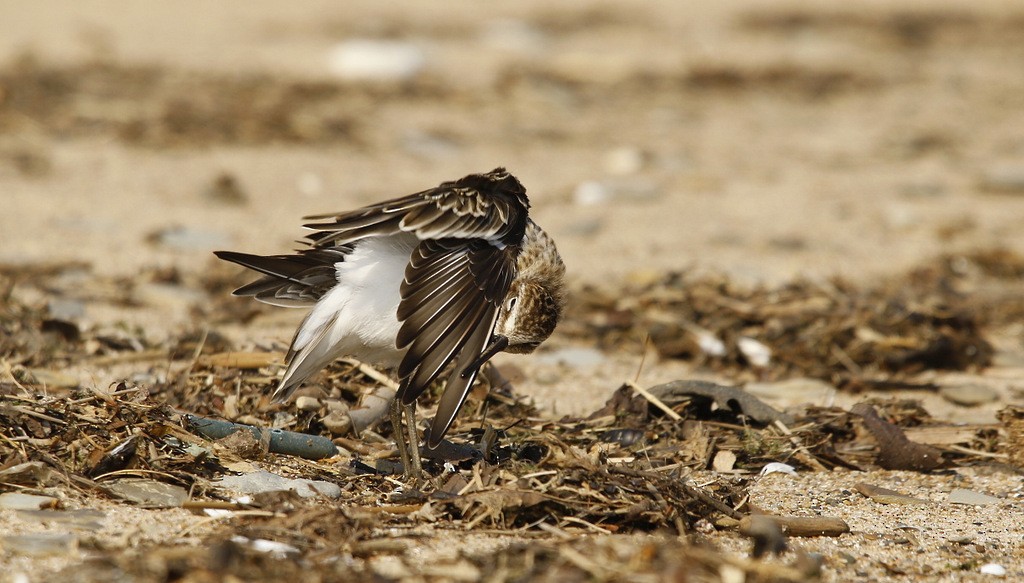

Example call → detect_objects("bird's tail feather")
272 311 340 402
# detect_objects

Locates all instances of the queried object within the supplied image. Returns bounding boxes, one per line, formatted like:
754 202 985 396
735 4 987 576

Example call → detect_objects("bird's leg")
390 397 412 476
403 400 423 478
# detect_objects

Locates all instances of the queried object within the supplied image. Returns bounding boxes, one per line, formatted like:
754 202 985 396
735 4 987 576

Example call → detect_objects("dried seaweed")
564 251 1017 388
2 252 1021 581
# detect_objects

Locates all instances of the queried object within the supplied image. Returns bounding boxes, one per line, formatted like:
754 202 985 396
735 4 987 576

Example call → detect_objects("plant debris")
563 251 1020 388
2 251 1022 581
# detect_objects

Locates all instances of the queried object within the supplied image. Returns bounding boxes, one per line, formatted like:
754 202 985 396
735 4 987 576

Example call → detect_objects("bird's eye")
506 297 518 312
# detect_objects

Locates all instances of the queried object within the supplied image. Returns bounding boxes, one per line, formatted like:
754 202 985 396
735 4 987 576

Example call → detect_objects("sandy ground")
2 1 1024 581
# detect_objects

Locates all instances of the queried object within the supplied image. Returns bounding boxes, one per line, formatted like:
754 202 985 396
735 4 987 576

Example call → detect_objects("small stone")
948 488 1001 506
0 492 58 510
0 461 53 486
712 450 737 473
105 478 189 508
327 40 425 82
216 429 267 459
295 396 321 411
948 535 974 544
939 384 999 407
322 410 352 436
855 483 931 505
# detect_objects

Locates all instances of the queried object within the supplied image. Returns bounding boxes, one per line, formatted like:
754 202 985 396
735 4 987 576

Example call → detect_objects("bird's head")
496 269 566 354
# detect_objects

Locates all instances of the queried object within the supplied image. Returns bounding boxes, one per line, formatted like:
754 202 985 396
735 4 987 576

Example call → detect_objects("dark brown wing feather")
302 168 529 247
427 307 499 448
395 240 517 415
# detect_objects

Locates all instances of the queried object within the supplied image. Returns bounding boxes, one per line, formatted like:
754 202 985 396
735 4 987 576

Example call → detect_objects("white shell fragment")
979 563 1006 576
695 329 727 357
759 462 797 477
738 337 772 367
328 40 425 82
230 536 299 558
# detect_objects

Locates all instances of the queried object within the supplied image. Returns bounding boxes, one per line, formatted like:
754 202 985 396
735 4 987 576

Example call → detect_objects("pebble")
217 470 342 499
948 488 1001 506
327 40 425 82
0 461 53 485
105 478 189 508
0 492 58 511
295 396 321 411
712 450 737 473
321 410 351 436
939 383 999 407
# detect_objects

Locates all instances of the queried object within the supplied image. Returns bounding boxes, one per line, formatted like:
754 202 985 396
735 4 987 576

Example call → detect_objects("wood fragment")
740 514 850 537
198 351 284 369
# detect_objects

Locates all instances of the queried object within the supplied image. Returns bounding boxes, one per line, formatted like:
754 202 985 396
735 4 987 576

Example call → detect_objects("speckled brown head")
496 220 567 353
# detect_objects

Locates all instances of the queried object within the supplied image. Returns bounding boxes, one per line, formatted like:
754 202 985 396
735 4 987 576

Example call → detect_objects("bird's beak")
460 335 510 378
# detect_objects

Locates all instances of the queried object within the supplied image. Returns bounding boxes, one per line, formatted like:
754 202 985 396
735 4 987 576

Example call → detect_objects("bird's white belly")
294 235 416 368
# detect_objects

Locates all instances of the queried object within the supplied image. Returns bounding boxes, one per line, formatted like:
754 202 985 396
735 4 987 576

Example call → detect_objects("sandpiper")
215 168 566 476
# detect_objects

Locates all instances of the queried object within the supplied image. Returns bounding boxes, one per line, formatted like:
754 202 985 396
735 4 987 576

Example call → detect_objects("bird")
214 168 566 476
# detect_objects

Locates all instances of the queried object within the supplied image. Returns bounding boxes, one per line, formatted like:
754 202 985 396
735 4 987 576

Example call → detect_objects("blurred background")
2 0 1024 297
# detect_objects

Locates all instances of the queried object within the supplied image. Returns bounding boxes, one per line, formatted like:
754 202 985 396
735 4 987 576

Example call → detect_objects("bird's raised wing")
394 239 518 447
302 167 529 247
